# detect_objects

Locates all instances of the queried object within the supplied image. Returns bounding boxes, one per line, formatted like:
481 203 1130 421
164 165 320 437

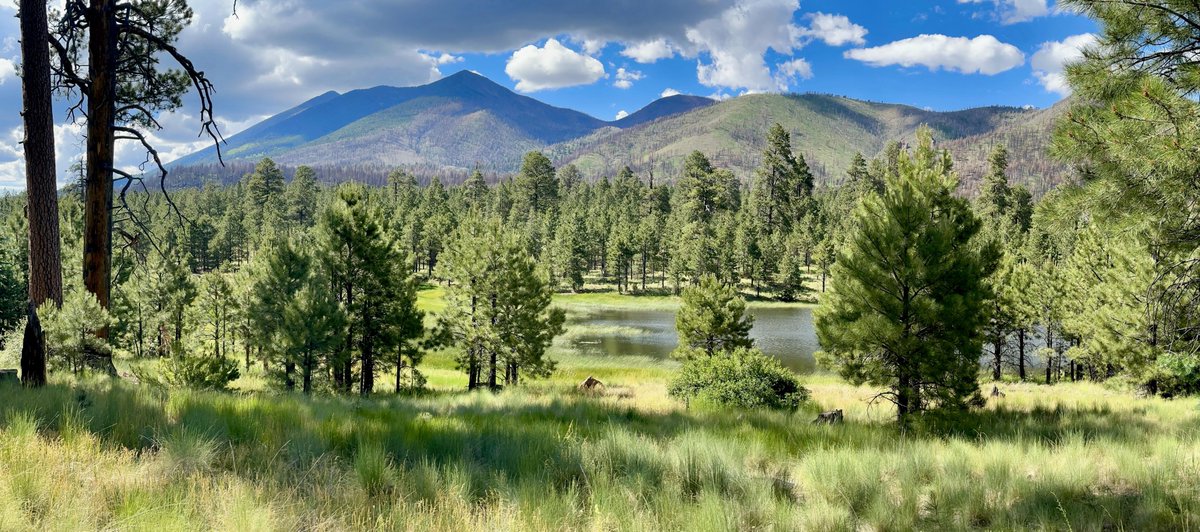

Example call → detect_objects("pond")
562 306 821 373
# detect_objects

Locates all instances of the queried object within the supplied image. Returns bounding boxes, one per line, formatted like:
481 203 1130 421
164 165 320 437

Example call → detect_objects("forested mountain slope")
549 94 1069 193
170 72 1069 192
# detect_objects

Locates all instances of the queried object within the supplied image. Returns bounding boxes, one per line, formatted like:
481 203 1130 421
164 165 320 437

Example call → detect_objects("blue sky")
0 0 1097 186
465 1 1097 120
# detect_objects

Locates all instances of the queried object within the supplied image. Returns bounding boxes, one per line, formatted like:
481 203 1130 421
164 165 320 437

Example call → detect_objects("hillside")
171 71 713 175
170 73 1070 192
548 94 1069 193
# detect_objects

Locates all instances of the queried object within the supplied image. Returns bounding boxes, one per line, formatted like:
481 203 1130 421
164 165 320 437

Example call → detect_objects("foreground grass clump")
0 378 1196 530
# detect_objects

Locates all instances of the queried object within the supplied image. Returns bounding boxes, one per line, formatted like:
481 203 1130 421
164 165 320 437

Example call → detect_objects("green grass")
1 289 1195 529
0 377 1196 530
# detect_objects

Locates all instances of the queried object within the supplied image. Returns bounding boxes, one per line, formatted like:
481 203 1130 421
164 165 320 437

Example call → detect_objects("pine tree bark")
82 0 118 375
19 0 61 387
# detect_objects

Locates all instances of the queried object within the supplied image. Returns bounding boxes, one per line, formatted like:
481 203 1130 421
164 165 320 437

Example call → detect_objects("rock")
578 376 604 392
812 409 844 425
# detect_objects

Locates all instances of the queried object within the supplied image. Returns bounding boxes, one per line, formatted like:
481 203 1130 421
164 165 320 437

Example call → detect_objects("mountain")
171 71 1069 193
172 70 712 172
613 95 716 128
548 93 1070 195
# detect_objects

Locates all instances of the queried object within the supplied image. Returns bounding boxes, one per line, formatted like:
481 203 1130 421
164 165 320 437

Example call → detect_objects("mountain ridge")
171 71 1070 193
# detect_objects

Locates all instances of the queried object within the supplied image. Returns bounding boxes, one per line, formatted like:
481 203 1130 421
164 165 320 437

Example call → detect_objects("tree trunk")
20 304 46 386
19 0 59 387
360 337 374 396
992 337 1002 381
1045 325 1054 384
896 367 912 430
1017 329 1026 381
82 0 118 375
302 348 313 394
284 361 295 390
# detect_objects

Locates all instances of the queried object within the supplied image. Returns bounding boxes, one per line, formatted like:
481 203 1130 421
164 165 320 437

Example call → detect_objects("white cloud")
845 34 1024 75
774 58 812 89
582 39 607 55
613 67 643 89
661 88 682 98
800 13 867 46
621 38 676 63
958 0 1049 24
1031 33 1095 96
505 38 606 92
615 110 629 120
0 58 14 85
688 0 805 91
432 53 464 65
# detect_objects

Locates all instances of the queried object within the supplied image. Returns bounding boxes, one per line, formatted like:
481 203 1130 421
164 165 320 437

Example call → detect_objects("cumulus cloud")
1031 33 1095 96
774 58 812 89
0 58 13 85
615 110 629 120
845 34 1024 75
958 0 1050 24
505 39 606 92
613 67 644 89
800 13 867 46
661 88 682 98
621 38 677 63
688 0 806 91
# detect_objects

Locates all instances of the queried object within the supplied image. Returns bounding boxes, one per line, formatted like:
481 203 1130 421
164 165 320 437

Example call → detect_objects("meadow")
0 289 1196 530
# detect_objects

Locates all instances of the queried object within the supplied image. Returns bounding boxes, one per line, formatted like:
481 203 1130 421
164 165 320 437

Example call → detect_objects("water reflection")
562 306 820 373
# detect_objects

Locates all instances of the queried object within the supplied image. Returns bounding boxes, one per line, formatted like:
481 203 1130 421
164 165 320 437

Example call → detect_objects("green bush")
39 289 112 374
161 345 240 391
669 347 809 410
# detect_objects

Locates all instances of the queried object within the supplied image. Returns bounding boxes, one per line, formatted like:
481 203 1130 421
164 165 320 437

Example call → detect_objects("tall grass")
0 377 1195 530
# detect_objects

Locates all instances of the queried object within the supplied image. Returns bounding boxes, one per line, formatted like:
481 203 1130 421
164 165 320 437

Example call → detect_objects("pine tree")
775 230 810 302
1054 0 1200 360
320 184 424 395
814 128 998 427
673 274 754 360
193 270 236 360
285 165 320 230
552 212 588 291
437 217 564 390
514 151 559 216
463 168 489 210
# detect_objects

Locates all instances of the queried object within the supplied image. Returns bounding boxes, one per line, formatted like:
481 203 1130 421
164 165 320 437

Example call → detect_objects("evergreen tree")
320 184 425 395
193 270 236 360
285 165 320 229
1054 0 1200 360
437 217 565 390
673 274 754 359
514 151 559 216
814 129 998 427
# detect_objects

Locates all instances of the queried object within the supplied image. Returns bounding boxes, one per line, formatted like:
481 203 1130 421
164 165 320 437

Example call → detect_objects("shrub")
669 347 809 410
162 343 240 391
39 289 112 374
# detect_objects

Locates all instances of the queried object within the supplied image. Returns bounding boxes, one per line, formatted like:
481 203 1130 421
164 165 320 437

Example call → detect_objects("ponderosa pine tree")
1055 0 1200 362
672 274 754 360
320 184 424 395
552 212 588 291
19 0 61 387
285 166 320 230
248 238 309 388
815 128 997 427
437 217 564 390
193 270 235 360
514 151 559 216
750 123 812 237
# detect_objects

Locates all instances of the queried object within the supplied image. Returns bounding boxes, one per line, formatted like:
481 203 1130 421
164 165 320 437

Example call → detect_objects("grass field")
0 289 1196 530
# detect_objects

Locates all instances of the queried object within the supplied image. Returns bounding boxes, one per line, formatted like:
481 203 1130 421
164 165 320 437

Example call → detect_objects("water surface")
563 306 820 373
